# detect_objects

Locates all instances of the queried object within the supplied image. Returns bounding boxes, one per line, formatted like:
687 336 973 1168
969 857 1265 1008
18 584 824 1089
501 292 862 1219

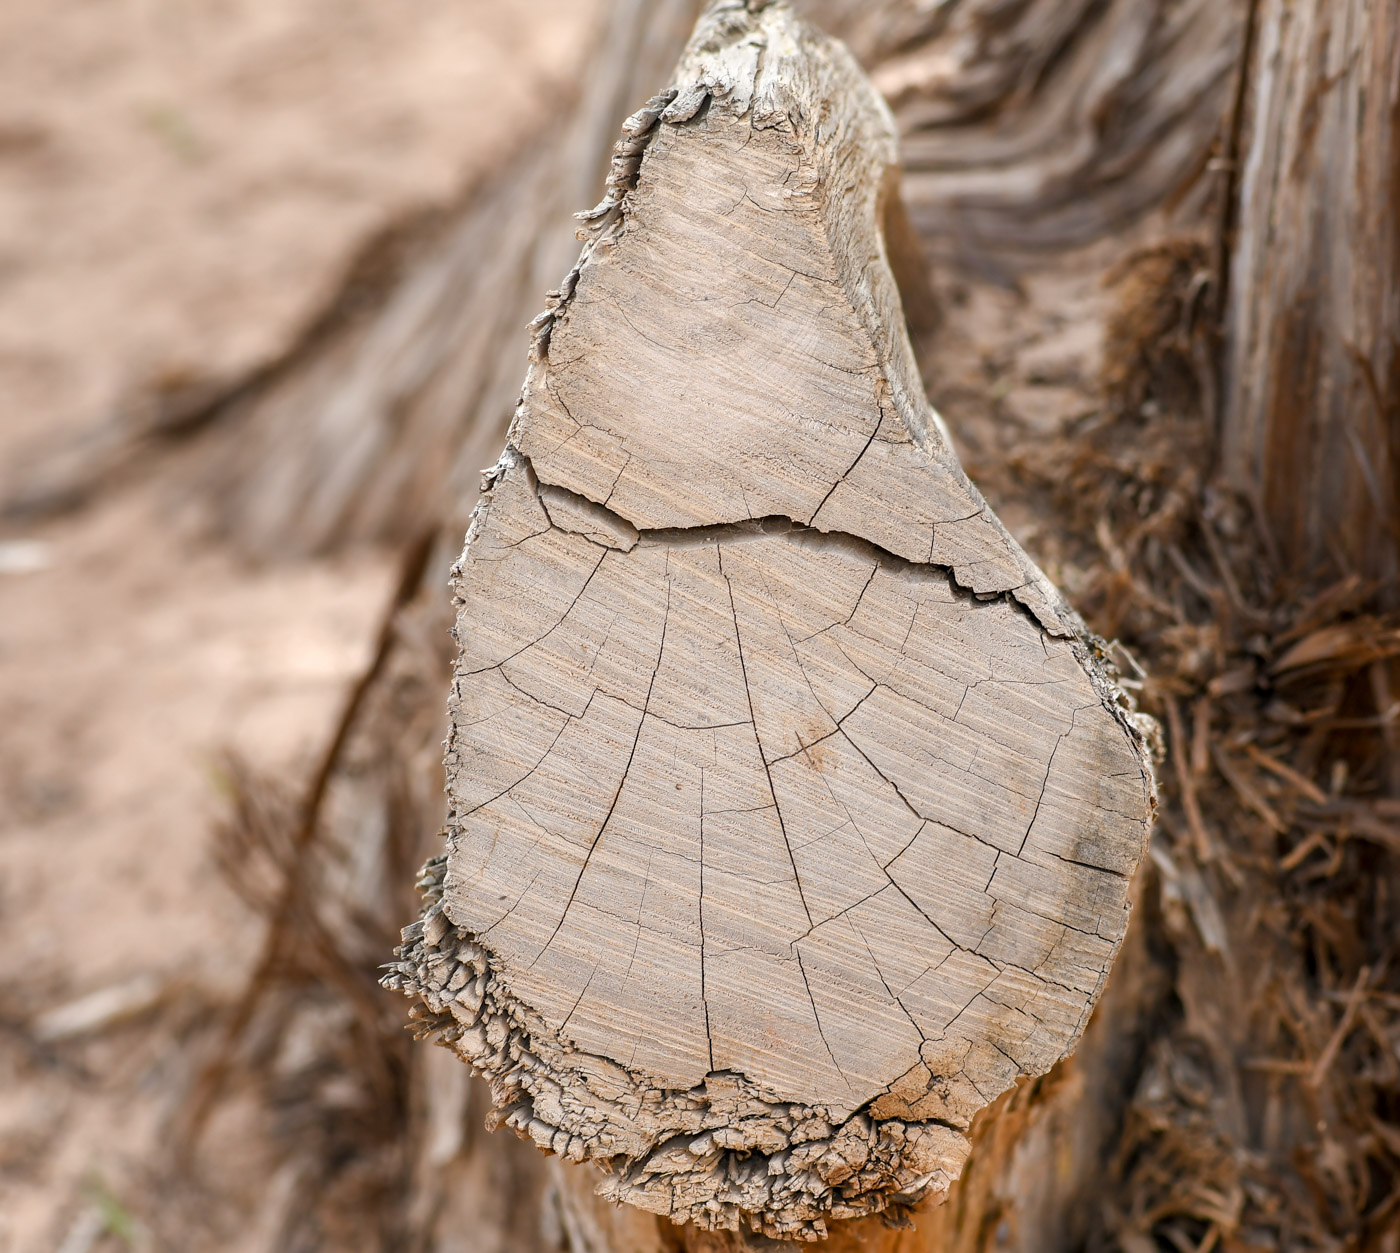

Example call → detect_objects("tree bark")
799 0 1246 265
1223 0 1400 587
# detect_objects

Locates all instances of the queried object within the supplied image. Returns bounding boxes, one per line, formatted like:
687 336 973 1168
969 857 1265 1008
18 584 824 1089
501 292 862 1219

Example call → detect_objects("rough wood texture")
385 0 1154 1239
801 0 1245 263
1223 0 1400 589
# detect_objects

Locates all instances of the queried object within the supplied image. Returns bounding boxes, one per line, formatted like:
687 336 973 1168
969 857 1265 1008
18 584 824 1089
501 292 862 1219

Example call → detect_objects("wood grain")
1222 0 1400 589
386 0 1155 1238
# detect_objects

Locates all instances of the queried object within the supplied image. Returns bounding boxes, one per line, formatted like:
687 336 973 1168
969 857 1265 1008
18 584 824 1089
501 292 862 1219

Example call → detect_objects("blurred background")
0 3 594 1246
2 2 1397 1252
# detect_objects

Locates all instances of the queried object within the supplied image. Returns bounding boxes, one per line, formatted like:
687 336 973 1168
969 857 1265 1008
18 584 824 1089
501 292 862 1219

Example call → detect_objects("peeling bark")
116 0 1316 1248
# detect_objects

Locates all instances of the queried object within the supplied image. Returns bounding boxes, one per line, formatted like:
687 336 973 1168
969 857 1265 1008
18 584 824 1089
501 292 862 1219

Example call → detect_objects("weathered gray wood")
386 0 1155 1239
800 0 1245 262
1222 0 1399 590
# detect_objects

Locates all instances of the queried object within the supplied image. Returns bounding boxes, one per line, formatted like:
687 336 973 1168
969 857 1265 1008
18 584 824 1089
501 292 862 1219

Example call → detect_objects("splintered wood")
385 0 1155 1239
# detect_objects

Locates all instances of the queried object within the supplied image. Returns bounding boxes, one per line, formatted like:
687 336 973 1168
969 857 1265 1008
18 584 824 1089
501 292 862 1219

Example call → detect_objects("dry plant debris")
988 241 1400 1253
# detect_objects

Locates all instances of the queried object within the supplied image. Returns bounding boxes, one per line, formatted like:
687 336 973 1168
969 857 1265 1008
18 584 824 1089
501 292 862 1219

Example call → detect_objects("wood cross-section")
387 0 1154 1239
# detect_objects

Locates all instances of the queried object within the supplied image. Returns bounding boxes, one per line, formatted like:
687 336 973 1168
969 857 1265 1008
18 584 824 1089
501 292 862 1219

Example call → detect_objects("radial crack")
531 557 674 967
720 547 814 927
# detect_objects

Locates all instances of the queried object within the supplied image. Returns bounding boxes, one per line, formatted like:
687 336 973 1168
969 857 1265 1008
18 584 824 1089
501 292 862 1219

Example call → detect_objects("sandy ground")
0 0 593 469
0 493 395 1252
0 3 598 1249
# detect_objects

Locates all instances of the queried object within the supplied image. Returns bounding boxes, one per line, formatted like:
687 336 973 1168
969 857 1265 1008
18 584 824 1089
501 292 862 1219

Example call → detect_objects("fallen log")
385 0 1155 1240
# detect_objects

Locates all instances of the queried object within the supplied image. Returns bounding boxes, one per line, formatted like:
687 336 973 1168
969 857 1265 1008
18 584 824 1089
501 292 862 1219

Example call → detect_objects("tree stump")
386 1 1155 1239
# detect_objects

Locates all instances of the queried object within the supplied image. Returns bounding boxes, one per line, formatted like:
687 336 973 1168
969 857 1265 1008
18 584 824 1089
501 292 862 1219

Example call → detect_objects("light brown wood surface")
388 0 1155 1239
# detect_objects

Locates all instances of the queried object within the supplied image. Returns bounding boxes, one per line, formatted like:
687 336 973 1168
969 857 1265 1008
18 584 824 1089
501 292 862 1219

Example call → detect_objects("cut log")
385 0 1155 1240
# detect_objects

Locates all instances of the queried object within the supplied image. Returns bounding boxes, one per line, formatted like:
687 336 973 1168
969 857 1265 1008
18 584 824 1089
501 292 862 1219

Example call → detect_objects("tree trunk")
1223 0 1400 588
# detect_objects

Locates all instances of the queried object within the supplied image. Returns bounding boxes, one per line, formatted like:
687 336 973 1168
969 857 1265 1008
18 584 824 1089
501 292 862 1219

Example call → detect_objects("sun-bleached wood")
386 0 1154 1239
